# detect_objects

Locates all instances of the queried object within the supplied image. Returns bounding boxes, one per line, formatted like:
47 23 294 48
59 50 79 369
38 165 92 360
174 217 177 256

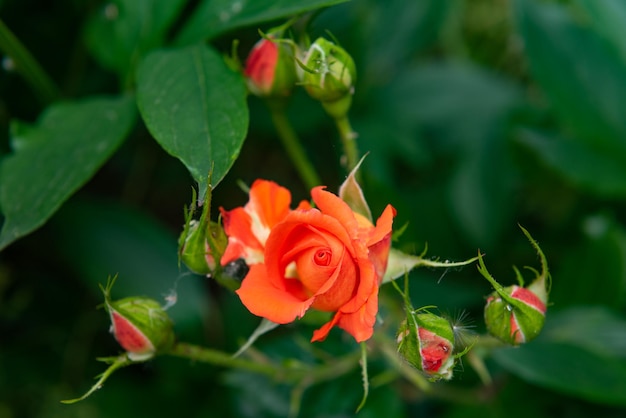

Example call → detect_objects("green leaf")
551 213 626 309
358 0 452 82
574 0 626 65
517 129 626 197
84 0 188 78
382 63 521 248
136 44 248 196
175 0 349 45
0 95 136 251
492 307 626 406
515 0 626 153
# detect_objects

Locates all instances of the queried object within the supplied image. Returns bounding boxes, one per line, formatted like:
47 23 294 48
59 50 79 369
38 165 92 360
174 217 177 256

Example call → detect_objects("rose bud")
179 219 227 276
478 226 550 345
179 187 227 276
102 280 175 361
397 310 456 380
300 37 356 104
244 34 297 99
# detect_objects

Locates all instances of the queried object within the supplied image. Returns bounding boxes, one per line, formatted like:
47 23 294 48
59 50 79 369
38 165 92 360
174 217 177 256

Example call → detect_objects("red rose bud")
479 226 550 345
300 37 356 118
102 279 175 361
244 35 297 98
397 310 456 380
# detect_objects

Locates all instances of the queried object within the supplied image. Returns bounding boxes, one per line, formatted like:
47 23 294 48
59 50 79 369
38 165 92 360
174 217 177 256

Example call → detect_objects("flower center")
314 248 332 266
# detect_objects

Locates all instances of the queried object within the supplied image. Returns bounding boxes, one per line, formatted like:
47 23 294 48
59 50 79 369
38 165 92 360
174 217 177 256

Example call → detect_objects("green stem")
0 19 60 104
334 114 359 173
167 342 278 376
268 103 322 190
356 341 370 412
167 342 360 384
376 334 431 392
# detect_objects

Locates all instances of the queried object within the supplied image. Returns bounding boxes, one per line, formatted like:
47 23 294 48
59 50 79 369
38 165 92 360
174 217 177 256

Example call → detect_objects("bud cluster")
242 23 356 117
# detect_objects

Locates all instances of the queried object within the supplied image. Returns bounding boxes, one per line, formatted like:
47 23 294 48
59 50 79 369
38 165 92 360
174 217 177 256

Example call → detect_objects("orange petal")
311 288 378 342
247 179 293 229
336 289 379 342
236 264 314 323
335 255 376 314
367 204 396 247
311 311 341 342
311 187 359 238
220 207 264 265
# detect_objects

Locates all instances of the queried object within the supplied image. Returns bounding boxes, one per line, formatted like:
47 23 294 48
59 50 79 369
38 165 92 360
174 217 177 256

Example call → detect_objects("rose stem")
166 341 360 383
167 342 278 376
333 114 360 174
268 102 322 190
0 18 60 104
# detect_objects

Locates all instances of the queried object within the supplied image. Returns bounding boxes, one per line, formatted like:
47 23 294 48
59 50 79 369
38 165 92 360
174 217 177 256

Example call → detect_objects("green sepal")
338 154 372 222
60 353 135 404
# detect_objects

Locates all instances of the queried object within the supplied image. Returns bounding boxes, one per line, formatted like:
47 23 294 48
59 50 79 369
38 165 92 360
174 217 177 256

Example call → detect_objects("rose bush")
221 180 395 342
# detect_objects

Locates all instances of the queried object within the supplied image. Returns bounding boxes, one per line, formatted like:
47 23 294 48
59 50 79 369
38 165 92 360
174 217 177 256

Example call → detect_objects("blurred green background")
1 0 626 417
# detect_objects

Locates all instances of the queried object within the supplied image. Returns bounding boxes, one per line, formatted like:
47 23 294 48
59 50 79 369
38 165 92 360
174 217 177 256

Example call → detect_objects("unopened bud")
244 34 297 99
479 226 550 345
484 284 546 345
300 37 356 105
179 187 227 276
397 310 456 380
102 278 174 361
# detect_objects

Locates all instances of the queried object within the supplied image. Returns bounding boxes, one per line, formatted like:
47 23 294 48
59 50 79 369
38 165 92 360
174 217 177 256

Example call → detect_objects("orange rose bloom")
227 183 395 343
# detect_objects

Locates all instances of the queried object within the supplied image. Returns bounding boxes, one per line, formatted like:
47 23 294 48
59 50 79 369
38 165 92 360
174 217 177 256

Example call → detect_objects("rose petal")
310 250 358 311
311 186 359 238
311 311 341 342
367 204 396 247
220 207 264 265
335 256 376 314
311 289 379 343
247 179 292 230
245 39 278 93
336 290 379 342
236 264 314 323
220 180 295 266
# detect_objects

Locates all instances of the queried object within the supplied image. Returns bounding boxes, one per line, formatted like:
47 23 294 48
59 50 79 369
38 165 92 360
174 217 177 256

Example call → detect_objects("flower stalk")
333 112 360 174
0 18 59 104
268 102 322 190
